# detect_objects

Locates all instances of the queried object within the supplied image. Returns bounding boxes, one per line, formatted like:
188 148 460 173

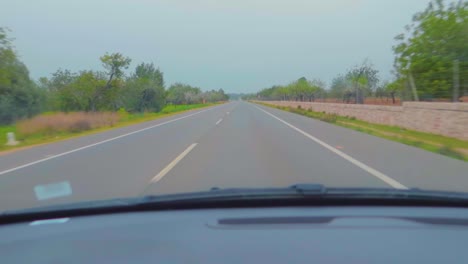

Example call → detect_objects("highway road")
0 101 467 211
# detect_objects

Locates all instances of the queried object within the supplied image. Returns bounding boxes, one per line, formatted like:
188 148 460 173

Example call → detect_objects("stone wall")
260 101 468 140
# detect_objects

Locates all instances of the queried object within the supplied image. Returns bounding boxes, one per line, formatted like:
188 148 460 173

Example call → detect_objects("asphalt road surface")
1 101 467 211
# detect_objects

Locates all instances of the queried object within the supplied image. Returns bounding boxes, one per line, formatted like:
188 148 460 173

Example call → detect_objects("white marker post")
6 132 19 146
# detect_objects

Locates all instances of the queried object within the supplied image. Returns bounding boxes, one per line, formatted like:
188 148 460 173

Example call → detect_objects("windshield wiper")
141 184 468 203
2 184 468 224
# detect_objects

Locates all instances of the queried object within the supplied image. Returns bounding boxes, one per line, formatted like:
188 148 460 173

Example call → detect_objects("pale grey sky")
1 0 430 93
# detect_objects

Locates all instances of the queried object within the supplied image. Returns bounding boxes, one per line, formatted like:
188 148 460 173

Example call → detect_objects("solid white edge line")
254 105 408 190
150 143 198 183
0 106 220 176
216 118 223 125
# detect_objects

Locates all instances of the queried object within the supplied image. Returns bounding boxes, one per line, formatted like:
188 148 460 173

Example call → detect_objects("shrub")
437 146 464 160
117 108 129 120
69 120 91 132
319 113 338 123
17 112 120 136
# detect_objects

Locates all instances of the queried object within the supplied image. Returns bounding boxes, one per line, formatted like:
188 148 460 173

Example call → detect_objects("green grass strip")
0 103 217 153
255 101 468 162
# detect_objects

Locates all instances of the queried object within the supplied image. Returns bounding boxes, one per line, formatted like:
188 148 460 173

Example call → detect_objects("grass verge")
255 101 468 162
0 103 217 153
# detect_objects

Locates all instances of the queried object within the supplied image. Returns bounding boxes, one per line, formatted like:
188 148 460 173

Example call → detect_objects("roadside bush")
319 113 338 123
69 120 91 132
17 112 120 136
117 108 130 121
437 146 464 160
289 106 304 115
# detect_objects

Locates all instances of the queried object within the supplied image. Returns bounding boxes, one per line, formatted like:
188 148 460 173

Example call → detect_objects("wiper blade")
3 184 468 225
138 184 326 204
291 184 327 195
140 184 468 204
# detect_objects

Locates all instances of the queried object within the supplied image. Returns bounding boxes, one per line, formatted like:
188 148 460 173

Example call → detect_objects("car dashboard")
1 206 468 263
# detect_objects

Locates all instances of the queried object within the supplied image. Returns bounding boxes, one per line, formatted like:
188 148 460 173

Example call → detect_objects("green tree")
384 79 405 104
166 83 200 105
204 89 229 102
0 28 43 124
124 63 166 112
346 61 379 104
294 77 309 101
91 52 132 110
255 78 326 102
44 69 107 112
133 62 164 88
42 69 76 111
71 71 106 111
275 86 290 100
257 86 279 100
166 84 185 105
394 0 468 100
329 75 349 101
100 53 132 87
306 79 326 101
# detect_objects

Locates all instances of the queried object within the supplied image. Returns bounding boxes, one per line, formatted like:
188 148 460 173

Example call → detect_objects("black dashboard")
2 206 468 263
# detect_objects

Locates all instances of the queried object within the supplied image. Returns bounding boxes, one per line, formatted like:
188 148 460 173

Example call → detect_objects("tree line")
0 29 228 125
248 0 467 103
246 61 383 104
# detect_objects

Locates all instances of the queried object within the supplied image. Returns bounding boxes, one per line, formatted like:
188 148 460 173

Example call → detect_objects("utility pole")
355 83 359 104
408 71 419 101
453 59 460 102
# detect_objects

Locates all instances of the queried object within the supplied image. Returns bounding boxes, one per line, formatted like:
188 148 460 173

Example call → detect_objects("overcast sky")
1 0 430 93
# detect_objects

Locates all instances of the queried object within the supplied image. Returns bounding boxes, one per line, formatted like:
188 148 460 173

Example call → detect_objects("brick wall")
260 101 468 140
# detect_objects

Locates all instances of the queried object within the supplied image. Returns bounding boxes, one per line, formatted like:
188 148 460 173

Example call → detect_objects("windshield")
0 0 467 212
